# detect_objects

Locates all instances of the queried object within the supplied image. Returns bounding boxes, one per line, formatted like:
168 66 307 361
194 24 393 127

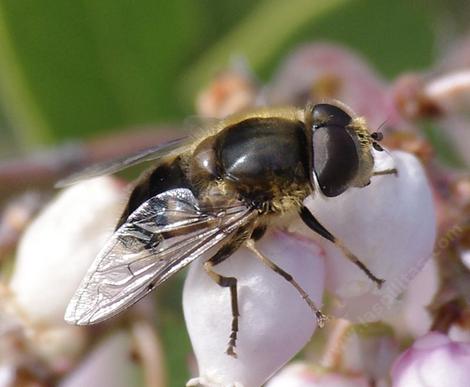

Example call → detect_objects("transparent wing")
64 188 256 325
56 136 191 187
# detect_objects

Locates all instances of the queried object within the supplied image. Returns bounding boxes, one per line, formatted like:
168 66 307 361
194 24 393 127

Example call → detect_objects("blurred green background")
0 0 463 385
0 0 453 157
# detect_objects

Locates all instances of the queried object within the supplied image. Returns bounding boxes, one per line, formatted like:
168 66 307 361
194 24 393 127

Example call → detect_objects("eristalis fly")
62 102 395 357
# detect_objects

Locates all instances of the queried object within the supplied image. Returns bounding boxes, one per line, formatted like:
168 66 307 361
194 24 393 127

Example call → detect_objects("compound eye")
312 104 352 128
312 125 359 197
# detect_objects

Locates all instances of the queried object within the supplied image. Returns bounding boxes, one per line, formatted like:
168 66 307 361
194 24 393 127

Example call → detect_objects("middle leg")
203 227 252 358
245 239 328 327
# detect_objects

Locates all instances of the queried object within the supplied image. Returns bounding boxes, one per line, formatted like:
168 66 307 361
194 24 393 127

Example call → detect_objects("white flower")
2 177 125 369
9 177 124 325
266 362 369 387
301 150 436 322
340 324 400 381
384 258 439 339
391 332 470 387
461 249 470 270
0 366 15 386
184 229 325 387
183 150 436 386
60 331 138 387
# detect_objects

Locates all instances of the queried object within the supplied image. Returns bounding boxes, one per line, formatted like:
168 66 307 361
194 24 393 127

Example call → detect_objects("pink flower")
9 177 125 326
266 363 369 387
60 331 139 387
300 150 436 323
391 332 470 387
267 43 402 130
184 230 325 387
183 149 436 386
2 177 125 373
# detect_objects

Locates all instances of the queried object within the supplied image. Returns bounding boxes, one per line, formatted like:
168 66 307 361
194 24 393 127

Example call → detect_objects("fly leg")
363 168 398 186
203 228 251 358
373 168 398 177
245 239 328 328
299 206 385 288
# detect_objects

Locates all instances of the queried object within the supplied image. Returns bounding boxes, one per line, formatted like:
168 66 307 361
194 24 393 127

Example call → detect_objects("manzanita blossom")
384 258 439 339
266 362 369 387
391 332 470 387
184 148 436 386
60 331 139 387
9 177 125 326
391 36 470 167
340 324 400 382
266 43 404 130
1 177 125 372
184 230 325 387
301 150 436 322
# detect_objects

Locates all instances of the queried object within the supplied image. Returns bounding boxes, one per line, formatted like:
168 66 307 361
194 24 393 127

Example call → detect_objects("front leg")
373 168 398 177
299 206 385 288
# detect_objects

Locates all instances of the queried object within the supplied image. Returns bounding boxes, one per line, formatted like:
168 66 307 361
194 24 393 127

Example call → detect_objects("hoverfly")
63 103 395 357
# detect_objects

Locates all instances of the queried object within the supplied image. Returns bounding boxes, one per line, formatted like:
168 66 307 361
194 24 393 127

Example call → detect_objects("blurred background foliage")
0 0 449 155
0 0 465 385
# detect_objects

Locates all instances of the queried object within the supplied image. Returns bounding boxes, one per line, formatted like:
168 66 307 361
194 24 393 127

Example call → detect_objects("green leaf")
0 0 206 142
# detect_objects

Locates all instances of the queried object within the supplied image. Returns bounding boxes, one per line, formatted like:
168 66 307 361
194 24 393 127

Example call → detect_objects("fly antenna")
371 118 390 152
